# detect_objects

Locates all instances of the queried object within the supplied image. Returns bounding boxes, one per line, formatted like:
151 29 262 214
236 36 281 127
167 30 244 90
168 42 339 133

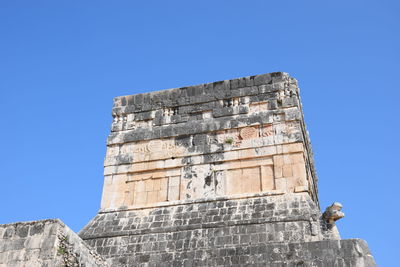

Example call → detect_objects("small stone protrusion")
323 202 345 225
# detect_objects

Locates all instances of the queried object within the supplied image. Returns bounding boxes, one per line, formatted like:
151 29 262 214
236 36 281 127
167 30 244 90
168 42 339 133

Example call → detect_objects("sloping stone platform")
80 193 375 266
0 219 108 267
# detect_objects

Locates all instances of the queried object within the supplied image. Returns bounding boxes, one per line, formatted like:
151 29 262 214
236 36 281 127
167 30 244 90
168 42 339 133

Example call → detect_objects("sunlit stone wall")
101 72 318 210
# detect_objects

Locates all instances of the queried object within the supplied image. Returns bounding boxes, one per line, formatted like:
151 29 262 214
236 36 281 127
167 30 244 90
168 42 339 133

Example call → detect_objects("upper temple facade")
0 72 376 266
102 72 318 210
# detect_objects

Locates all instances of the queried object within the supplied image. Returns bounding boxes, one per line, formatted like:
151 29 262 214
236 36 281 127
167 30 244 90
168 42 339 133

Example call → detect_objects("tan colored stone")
158 189 168 202
146 160 164 171
106 146 120 156
134 191 147 205
226 169 242 195
145 179 154 191
136 180 146 192
131 171 165 181
283 154 292 164
147 191 158 204
283 164 293 178
147 140 163 152
165 158 179 168
274 155 284 167
238 148 257 159
169 176 180 187
166 168 181 177
292 163 307 181
153 179 161 191
291 153 305 164
100 176 113 209
261 124 273 137
282 143 304 153
148 151 166 161
160 177 169 191
168 186 180 201
240 127 258 140
275 178 287 192
294 185 308 192
246 167 261 192
103 166 116 176
286 176 296 192
225 167 261 195
274 165 283 179
102 109 314 209
123 185 135 206
261 165 275 191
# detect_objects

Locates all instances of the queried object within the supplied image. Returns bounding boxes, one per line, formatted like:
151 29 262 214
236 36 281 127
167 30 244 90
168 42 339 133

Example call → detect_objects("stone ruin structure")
0 72 376 266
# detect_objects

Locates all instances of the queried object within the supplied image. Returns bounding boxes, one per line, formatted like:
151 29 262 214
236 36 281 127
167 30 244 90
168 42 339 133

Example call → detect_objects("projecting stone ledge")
0 219 108 267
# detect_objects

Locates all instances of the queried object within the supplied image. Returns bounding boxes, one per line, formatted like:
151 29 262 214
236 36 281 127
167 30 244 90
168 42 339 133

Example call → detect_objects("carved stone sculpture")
323 202 345 224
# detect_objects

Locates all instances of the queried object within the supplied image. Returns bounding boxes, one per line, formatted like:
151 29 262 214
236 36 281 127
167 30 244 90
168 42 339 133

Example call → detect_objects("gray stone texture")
0 219 108 267
79 193 375 266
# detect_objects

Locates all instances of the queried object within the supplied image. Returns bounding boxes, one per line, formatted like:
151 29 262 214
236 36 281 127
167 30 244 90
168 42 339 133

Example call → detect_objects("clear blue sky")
0 1 398 265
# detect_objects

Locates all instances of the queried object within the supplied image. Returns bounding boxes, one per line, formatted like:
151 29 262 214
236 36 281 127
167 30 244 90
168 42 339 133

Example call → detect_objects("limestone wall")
81 193 318 265
0 219 108 267
80 193 375 266
102 72 318 210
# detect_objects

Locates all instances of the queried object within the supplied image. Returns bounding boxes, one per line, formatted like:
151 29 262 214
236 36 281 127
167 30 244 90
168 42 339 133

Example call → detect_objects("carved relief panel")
103 122 308 208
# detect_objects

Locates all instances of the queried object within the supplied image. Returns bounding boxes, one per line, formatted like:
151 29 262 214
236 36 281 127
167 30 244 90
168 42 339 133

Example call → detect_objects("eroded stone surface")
102 72 318 210
0 219 108 267
80 193 375 266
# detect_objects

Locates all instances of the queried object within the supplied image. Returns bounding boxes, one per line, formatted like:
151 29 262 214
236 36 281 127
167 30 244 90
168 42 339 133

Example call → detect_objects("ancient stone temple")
0 72 376 266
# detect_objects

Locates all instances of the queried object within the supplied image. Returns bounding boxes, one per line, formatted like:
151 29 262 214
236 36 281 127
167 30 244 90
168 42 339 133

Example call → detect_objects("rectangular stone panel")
261 165 275 191
168 176 180 201
225 167 261 195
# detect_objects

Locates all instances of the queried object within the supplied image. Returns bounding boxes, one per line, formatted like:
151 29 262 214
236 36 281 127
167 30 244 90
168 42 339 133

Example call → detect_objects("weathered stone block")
0 219 108 266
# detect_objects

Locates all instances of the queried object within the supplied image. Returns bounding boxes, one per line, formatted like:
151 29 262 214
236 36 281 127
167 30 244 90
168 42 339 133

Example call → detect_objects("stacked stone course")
0 219 108 267
80 193 319 266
